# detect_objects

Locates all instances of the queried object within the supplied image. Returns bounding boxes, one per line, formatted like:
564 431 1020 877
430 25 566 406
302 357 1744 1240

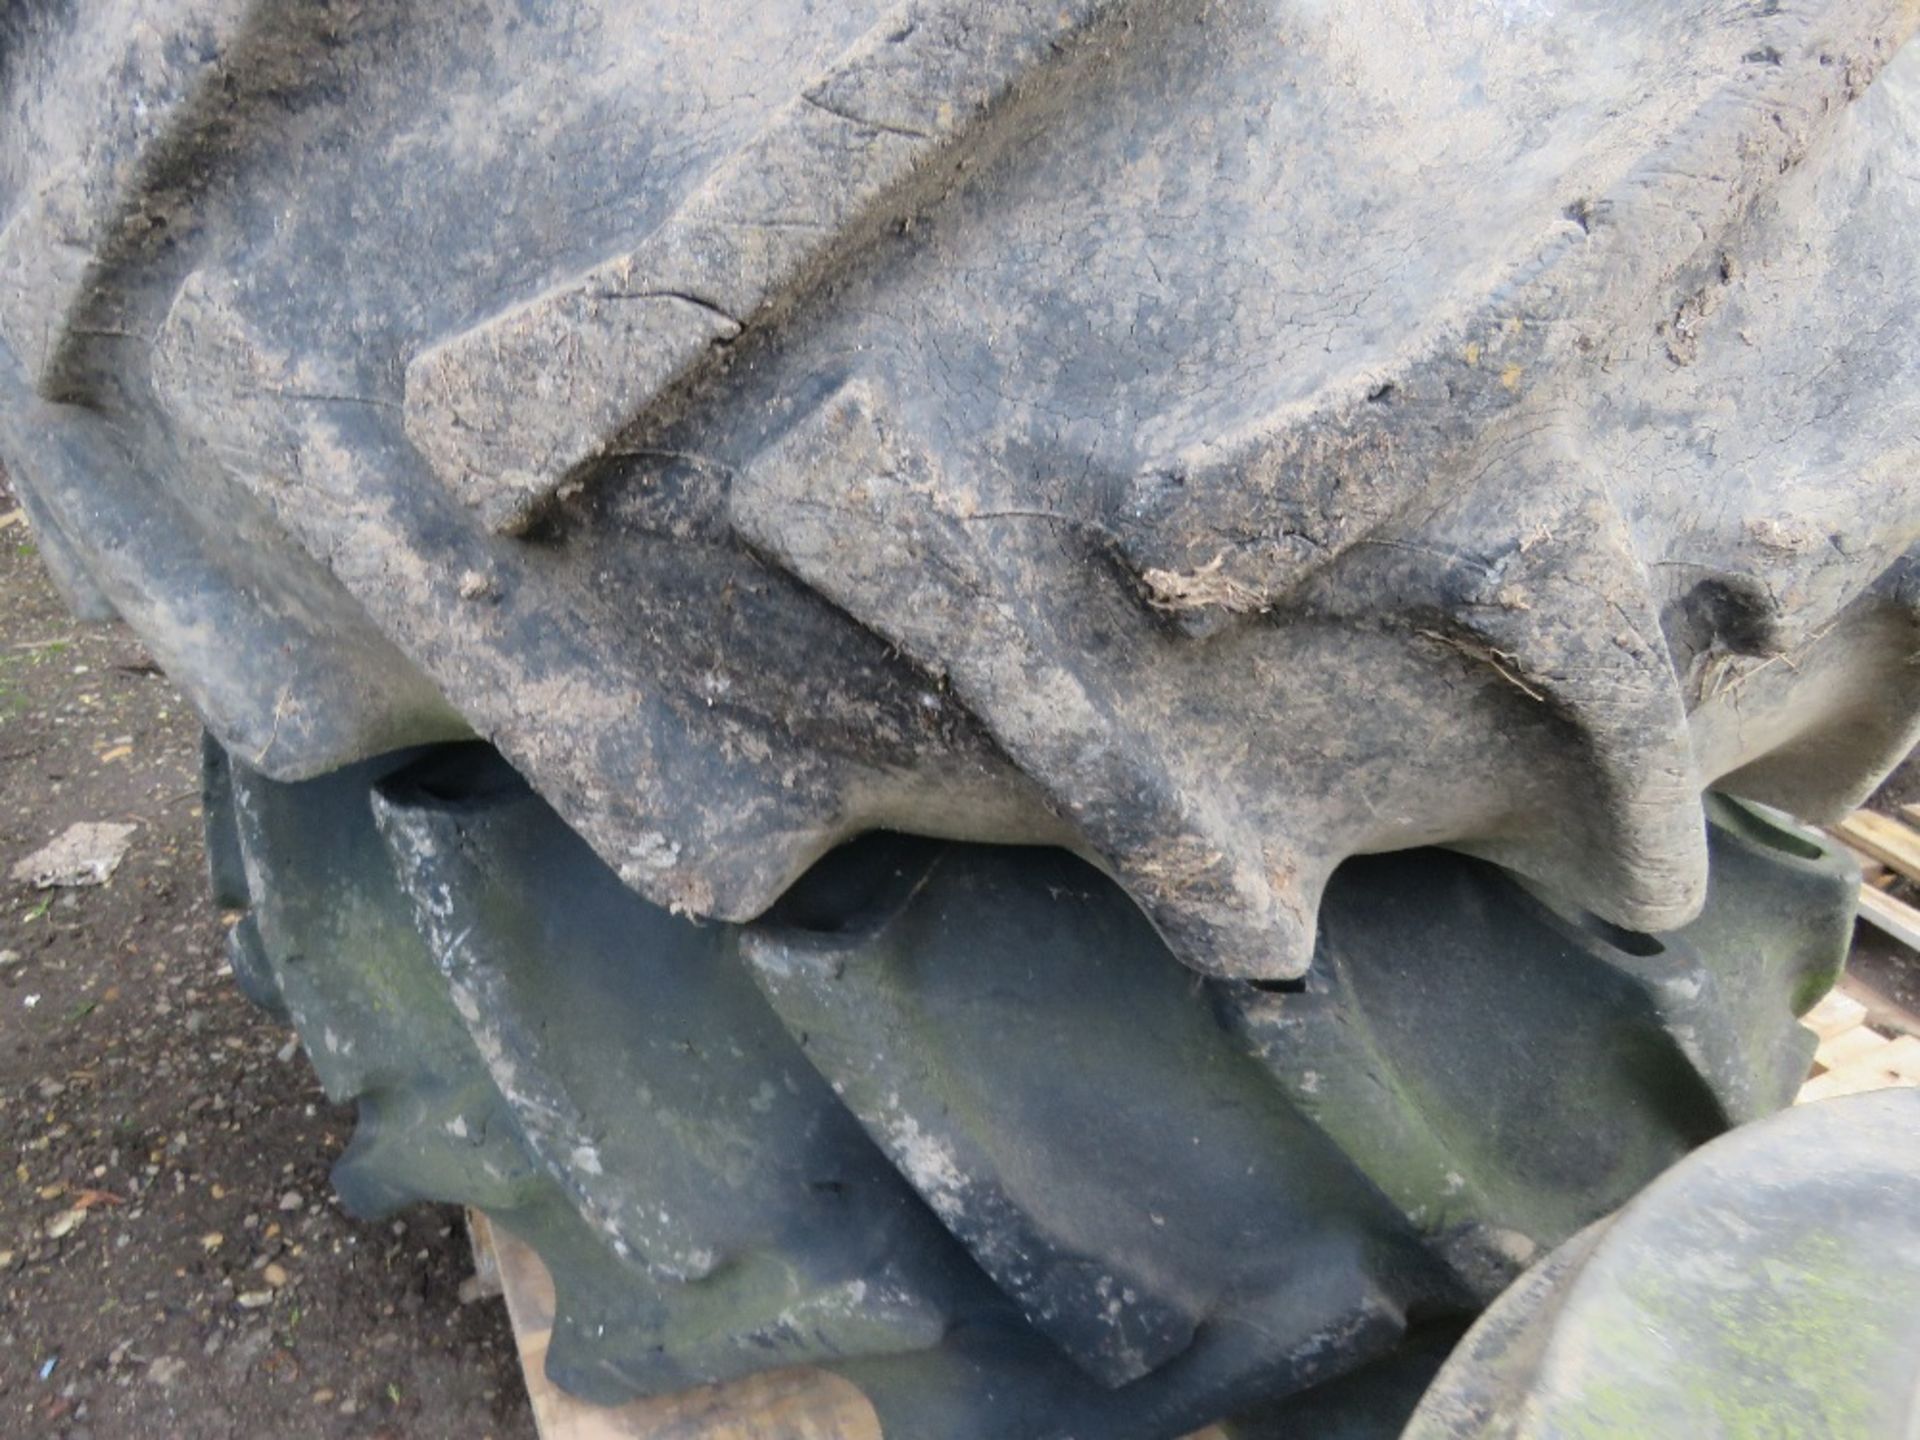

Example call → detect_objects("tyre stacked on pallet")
7 1 1919 1434
202 736 1856 1438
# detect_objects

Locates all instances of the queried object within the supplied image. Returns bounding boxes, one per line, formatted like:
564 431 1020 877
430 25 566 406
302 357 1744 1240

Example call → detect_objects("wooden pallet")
1796 988 1920 1103
469 809 1920 1438
467 1209 891 1440
1830 809 1920 958
468 1203 1231 1439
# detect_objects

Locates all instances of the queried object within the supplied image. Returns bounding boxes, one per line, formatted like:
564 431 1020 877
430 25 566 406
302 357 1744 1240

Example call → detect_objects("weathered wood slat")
1797 1034 1920 1103
1801 989 1870 1042
1831 810 1920 886
1796 978 1920 1103
484 1220 884 1440
1858 884 1920 953
1837 970 1920 1042
1813 1023 1891 1072
472 1214 1236 1438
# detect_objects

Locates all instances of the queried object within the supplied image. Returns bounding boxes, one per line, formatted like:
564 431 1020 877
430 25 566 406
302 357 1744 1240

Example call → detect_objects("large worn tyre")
202 733 1857 1437
6 0 1917 1434
1401 1089 1920 1440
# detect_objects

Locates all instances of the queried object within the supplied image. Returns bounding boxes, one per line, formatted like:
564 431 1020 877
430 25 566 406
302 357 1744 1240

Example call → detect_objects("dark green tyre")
6 1 1918 1434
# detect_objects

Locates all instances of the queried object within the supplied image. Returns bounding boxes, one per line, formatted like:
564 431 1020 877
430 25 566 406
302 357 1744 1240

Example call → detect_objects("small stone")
278 1190 303 1212
263 1262 289 1288
199 1232 224 1253
147 1357 187 1388
0 948 20 968
230 1328 273 1365
457 569 497 602
236 1289 274 1309
45 1208 85 1240
311 1388 335 1406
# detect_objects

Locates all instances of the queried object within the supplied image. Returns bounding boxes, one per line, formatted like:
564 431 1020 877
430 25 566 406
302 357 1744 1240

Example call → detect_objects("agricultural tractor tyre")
6 0 1920 1433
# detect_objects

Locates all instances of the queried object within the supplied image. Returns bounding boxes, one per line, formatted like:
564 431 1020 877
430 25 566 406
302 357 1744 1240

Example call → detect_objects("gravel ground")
0 475 536 1440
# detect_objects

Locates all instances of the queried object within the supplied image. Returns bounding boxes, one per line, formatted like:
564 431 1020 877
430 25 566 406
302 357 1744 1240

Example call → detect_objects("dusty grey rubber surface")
206 735 1855 1436
2 0 1917 986
1402 1088 1920 1440
8 3 1917 1431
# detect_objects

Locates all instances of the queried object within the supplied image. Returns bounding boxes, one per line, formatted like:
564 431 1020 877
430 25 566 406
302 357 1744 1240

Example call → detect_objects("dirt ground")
0 473 535 1438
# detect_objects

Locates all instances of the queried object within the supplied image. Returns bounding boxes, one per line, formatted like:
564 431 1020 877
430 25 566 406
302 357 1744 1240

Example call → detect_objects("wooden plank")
1795 983 1919 1103
1800 989 1869 1042
1813 1024 1890 1072
470 1216 1238 1439
1831 810 1920 886
1837 971 1920 1043
1826 833 1894 888
1797 1035 1920 1104
1857 884 1920 953
462 1206 504 1302
484 1219 884 1440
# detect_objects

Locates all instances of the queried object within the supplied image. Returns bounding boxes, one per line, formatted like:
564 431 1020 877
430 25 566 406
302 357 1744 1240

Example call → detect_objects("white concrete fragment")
10 821 138 888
